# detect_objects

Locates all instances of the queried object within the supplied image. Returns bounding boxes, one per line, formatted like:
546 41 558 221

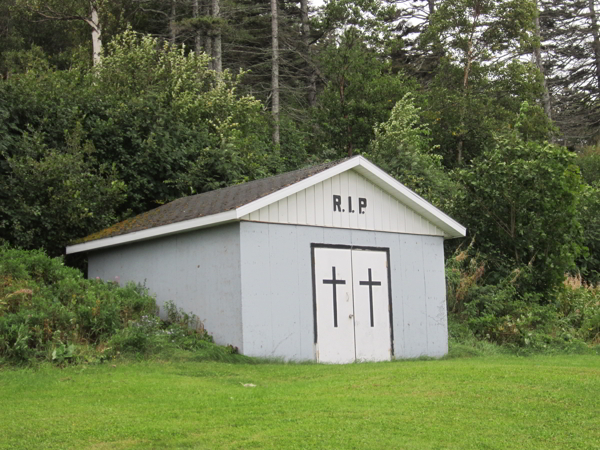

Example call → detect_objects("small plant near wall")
0 246 228 367
108 306 213 356
162 300 214 350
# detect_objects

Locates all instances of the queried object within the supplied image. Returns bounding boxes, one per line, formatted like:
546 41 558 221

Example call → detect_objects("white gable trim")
65 210 238 254
236 156 466 239
357 157 466 238
235 157 361 218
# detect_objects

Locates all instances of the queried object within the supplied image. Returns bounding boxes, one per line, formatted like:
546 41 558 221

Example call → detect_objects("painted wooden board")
267 224 302 358
400 235 428 358
239 224 273 354
422 237 448 357
351 249 392 362
314 247 356 364
241 169 444 237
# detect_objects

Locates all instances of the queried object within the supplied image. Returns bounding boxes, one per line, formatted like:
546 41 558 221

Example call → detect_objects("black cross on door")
323 266 346 327
359 268 381 327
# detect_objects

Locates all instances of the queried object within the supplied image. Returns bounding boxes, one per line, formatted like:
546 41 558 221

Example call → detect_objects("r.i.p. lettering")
332 195 367 214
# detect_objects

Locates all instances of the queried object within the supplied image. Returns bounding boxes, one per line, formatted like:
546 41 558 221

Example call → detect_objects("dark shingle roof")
78 158 351 244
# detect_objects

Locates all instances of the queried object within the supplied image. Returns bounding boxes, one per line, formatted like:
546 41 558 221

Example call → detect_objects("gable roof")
66 156 466 254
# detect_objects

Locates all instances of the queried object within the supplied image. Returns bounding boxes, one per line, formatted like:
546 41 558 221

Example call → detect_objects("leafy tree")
577 183 600 284
0 30 280 252
421 0 540 165
576 146 600 283
456 104 584 292
366 93 455 208
0 125 126 256
421 57 552 168
312 28 418 158
88 30 277 211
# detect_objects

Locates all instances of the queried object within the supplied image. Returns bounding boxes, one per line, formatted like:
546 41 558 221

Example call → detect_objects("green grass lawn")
0 354 598 450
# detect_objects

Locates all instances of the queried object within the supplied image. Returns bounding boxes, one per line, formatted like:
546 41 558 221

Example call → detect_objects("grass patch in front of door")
0 354 598 449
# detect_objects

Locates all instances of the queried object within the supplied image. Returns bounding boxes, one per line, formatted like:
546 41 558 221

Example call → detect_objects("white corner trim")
66 209 238 254
235 157 362 219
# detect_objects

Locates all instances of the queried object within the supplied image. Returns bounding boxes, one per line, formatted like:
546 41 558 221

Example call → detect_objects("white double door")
313 247 392 364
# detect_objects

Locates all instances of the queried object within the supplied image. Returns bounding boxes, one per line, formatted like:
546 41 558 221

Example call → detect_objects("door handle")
349 314 354 319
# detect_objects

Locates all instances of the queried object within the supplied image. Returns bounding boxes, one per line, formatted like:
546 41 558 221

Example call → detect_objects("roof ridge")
183 156 353 200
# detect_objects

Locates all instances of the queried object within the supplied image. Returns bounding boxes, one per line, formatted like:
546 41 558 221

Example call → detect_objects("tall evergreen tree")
539 0 600 146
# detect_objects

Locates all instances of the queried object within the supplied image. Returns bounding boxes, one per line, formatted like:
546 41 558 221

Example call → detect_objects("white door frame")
311 244 395 362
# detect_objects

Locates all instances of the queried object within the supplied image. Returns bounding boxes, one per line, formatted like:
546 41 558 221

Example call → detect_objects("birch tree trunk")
193 0 202 55
90 3 102 65
533 1 552 121
301 0 316 107
271 0 280 145
212 0 222 73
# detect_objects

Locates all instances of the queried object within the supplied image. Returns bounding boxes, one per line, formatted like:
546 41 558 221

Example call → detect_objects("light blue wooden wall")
87 223 244 350
239 221 448 360
88 220 448 361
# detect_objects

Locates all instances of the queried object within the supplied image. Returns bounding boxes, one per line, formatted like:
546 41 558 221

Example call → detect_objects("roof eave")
65 210 238 254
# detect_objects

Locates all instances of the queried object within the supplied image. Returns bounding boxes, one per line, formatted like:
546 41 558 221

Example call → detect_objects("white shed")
67 156 465 363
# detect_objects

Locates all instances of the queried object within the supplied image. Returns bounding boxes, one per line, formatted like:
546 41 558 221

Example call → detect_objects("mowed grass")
0 355 598 450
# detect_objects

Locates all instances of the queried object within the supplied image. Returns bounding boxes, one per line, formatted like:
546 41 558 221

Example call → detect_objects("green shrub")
108 315 162 355
0 247 221 366
108 305 214 356
446 314 506 358
446 245 600 354
0 246 156 364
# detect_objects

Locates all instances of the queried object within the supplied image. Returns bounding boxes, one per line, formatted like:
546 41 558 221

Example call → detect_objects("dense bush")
0 247 214 365
455 117 584 294
576 146 600 185
108 301 215 356
575 148 600 284
556 275 600 344
446 244 600 353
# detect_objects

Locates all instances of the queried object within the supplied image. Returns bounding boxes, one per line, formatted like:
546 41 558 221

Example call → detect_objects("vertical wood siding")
242 169 444 236
87 223 244 351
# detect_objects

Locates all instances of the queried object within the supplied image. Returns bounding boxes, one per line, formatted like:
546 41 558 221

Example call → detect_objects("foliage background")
1 0 600 354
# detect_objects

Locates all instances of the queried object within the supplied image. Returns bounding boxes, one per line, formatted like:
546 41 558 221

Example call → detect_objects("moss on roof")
74 158 351 245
